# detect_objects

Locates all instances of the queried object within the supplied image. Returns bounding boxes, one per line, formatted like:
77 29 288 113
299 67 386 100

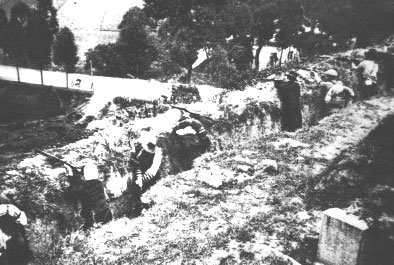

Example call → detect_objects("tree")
0 9 8 64
144 0 228 82
7 2 31 80
36 0 58 36
250 0 276 69
117 7 158 78
274 0 304 66
53 27 78 87
25 11 52 84
85 44 123 77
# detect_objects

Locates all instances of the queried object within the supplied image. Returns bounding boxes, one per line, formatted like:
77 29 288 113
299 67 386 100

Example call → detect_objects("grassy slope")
54 95 394 265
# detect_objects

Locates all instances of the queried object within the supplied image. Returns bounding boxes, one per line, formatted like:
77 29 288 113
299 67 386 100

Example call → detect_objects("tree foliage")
26 11 52 69
117 7 158 78
85 44 123 77
0 8 8 62
53 27 78 72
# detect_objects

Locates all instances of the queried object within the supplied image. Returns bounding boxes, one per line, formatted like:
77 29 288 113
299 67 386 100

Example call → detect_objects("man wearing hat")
275 70 302 132
169 111 211 172
356 49 379 99
128 132 162 215
318 69 354 116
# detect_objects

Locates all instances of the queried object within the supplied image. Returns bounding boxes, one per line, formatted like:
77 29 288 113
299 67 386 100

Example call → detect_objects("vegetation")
53 27 78 87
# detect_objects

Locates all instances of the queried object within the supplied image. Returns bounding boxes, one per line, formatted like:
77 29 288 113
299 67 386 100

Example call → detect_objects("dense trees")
53 27 78 87
1 0 393 85
0 9 8 63
1 0 58 77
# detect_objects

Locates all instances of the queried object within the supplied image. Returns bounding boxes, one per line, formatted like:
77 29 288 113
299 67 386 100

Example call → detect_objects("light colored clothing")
133 147 163 188
325 83 355 103
357 60 379 80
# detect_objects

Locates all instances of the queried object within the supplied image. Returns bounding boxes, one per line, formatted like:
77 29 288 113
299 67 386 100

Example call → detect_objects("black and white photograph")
0 0 394 264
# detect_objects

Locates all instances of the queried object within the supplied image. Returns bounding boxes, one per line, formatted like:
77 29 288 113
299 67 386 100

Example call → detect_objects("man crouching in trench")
127 132 163 216
64 161 113 230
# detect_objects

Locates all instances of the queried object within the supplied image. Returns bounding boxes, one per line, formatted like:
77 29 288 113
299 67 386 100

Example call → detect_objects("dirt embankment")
0 80 92 122
0 80 93 164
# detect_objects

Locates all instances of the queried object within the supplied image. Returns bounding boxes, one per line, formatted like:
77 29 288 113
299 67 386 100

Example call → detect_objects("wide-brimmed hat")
324 69 339 78
140 133 157 153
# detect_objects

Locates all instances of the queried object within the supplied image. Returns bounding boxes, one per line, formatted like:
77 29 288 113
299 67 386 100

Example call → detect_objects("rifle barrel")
34 148 76 169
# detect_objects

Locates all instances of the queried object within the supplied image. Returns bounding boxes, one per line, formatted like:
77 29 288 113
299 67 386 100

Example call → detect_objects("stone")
317 208 368 265
197 168 234 189
255 159 278 173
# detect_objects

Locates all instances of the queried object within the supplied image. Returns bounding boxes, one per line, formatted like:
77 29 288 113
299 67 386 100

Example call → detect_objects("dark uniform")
275 72 302 132
170 115 211 171
69 179 112 230
128 138 162 216
65 167 112 230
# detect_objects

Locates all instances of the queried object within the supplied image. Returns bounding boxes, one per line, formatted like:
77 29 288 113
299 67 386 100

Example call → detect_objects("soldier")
64 160 112 230
128 132 163 216
324 82 355 115
169 111 211 172
275 71 302 132
357 49 379 99
0 191 32 265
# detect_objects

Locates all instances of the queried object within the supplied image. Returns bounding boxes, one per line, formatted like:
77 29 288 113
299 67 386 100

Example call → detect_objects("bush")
170 84 201 104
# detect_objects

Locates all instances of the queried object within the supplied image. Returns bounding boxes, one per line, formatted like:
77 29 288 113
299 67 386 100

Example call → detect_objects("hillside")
1 39 394 265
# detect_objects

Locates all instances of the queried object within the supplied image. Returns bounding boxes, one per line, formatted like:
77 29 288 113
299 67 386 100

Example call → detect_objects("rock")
254 159 278 174
317 208 369 265
295 156 305 163
271 138 310 149
197 168 234 189
236 164 253 174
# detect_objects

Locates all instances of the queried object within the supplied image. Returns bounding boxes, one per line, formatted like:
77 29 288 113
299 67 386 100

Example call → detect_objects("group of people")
273 47 389 132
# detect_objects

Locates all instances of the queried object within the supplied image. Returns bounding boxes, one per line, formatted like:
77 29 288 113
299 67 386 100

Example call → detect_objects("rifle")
170 104 215 124
34 148 83 183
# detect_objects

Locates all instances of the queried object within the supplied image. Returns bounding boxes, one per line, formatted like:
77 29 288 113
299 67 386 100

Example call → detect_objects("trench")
0 82 338 264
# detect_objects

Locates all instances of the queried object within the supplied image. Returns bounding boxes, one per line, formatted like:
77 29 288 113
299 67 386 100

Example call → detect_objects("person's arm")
136 148 163 188
343 86 355 97
324 87 335 103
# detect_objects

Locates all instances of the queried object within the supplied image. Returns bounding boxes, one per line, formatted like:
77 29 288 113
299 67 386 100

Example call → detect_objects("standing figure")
128 133 162 216
357 49 379 99
275 71 302 132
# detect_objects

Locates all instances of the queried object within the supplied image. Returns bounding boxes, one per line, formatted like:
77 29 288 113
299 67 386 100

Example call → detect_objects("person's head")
82 160 99 181
286 71 298 81
323 69 339 81
140 132 157 154
365 49 377 60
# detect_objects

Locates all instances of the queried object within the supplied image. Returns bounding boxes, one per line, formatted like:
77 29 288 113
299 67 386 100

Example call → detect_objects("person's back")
275 71 302 132
65 163 112 230
357 49 379 99
357 59 379 80
324 82 355 113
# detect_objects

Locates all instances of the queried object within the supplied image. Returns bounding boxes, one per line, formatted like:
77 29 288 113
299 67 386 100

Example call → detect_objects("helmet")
324 69 338 78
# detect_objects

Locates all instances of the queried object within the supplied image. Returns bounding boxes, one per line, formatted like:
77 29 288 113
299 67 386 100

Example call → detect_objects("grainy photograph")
0 0 394 264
